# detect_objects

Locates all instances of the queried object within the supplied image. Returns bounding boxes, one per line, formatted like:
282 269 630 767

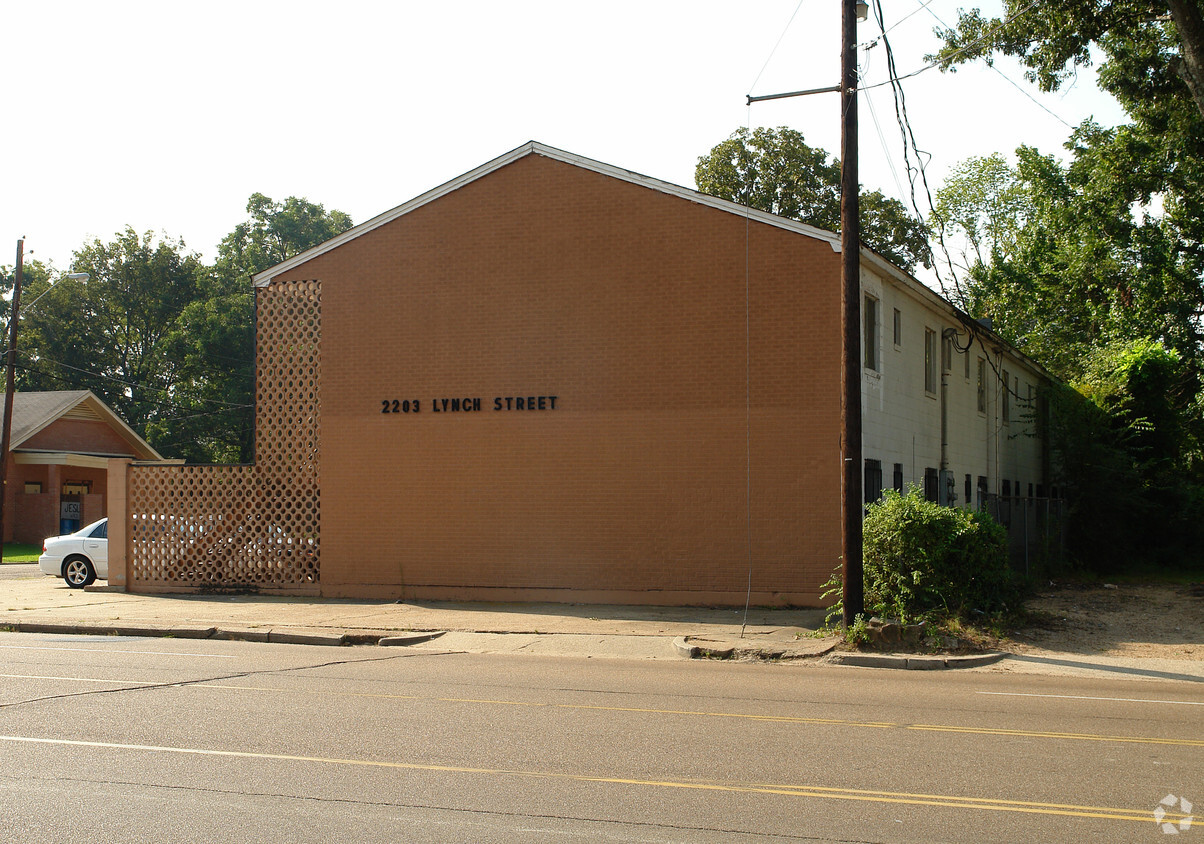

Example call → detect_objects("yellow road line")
7 674 1199 747
907 723 1204 747
0 734 1178 825
195 683 1201 747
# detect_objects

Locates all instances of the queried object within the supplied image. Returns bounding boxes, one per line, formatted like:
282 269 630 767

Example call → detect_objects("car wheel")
63 556 96 588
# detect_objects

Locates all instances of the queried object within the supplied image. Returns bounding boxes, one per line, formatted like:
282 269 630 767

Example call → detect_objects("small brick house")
4 391 161 544
107 142 1051 605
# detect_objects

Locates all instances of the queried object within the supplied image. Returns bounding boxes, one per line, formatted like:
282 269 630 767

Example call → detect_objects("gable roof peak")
252 141 841 287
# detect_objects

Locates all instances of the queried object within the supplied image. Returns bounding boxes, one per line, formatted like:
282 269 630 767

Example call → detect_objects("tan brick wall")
21 419 138 456
5 461 110 543
275 154 843 605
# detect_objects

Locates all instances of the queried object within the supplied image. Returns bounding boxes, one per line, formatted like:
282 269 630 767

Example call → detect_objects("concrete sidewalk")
18 566 1190 677
1 566 839 661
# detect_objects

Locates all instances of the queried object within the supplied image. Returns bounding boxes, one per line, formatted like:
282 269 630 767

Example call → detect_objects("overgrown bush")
856 488 1019 623
1050 339 1204 572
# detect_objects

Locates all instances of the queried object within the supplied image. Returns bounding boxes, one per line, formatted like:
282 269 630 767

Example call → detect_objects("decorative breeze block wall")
126 279 321 592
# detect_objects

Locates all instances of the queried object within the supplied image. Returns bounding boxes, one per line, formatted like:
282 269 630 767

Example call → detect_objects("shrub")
858 488 1018 623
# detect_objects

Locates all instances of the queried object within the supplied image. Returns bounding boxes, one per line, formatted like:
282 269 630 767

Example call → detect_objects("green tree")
944 139 1204 386
17 228 206 447
929 0 1204 121
0 258 52 348
1049 340 1203 568
695 127 932 273
158 194 354 462
215 193 354 287
931 153 1027 270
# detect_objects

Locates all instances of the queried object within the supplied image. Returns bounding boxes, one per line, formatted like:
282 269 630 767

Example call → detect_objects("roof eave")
252 141 841 287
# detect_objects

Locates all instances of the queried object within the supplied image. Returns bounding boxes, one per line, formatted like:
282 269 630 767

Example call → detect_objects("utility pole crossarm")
747 85 841 105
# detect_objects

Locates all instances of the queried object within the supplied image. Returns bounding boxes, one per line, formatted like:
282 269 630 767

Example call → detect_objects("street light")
15 271 89 324
0 239 89 560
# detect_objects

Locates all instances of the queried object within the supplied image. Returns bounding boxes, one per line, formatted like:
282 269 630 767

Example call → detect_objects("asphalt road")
0 631 1198 842
0 562 40 580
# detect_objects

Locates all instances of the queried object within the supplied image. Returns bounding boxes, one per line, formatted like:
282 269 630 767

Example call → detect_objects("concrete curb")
0 620 1003 668
830 651 1008 670
674 636 838 661
4 621 462 650
12 622 212 640
265 630 348 646
379 631 446 647
673 637 738 659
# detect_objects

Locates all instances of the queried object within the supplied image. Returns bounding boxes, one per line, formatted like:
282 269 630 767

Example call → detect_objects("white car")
39 518 108 588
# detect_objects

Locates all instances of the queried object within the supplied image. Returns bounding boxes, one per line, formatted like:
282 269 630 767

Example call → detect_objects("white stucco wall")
860 262 1049 508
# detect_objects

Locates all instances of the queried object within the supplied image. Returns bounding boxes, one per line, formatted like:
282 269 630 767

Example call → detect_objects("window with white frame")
924 328 937 393
1002 368 1011 425
976 358 986 412
864 295 879 371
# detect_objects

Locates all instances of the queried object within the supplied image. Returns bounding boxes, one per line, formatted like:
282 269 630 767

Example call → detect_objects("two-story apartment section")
860 257 1051 514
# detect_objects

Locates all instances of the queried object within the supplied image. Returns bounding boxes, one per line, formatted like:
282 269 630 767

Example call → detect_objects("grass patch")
2 543 42 563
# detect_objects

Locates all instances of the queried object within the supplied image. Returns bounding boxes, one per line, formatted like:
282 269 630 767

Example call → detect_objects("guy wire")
741 102 755 639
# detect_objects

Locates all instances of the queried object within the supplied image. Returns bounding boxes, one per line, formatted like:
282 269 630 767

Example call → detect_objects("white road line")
0 644 236 658
0 673 171 685
978 691 1204 706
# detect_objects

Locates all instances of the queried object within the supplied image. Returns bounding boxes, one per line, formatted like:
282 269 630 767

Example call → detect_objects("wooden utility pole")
747 0 866 626
840 0 865 626
0 239 25 562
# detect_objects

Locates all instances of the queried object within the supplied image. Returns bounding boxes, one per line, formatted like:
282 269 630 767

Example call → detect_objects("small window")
964 474 972 505
1027 482 1034 498
88 521 108 539
864 459 883 505
976 358 987 413
923 467 939 502
1002 369 1011 425
892 308 902 346
864 295 879 371
1002 479 1012 498
23 482 42 494
924 329 937 393
893 463 904 492
977 476 989 508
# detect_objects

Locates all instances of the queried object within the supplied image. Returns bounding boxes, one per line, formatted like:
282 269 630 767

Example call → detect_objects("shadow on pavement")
1005 652 1204 683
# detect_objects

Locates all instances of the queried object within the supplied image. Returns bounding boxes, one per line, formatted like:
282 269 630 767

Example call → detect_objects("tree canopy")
695 127 932 273
929 0 1204 121
928 0 1204 568
0 194 353 464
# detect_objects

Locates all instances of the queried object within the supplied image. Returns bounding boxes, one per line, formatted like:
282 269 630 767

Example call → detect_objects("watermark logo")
1154 794 1194 835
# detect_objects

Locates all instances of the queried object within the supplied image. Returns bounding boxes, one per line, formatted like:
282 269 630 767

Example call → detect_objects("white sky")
4 0 1127 274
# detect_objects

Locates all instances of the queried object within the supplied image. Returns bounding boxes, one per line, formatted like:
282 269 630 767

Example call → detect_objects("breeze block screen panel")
126 279 321 592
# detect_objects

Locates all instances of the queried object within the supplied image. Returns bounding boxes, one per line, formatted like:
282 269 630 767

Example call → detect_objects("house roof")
252 140 843 288
5 390 162 460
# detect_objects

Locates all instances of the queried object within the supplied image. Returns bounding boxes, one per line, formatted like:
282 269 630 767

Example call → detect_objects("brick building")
3 390 161 544
107 142 1051 605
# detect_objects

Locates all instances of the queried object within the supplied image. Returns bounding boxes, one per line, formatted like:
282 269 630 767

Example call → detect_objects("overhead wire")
20 352 251 408
866 0 1062 400
748 0 809 93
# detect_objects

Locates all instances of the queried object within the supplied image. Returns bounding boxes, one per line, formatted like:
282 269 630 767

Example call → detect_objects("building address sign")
381 395 559 414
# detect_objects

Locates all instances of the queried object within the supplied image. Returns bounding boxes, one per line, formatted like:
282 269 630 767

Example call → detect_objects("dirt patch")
1005 582 1204 660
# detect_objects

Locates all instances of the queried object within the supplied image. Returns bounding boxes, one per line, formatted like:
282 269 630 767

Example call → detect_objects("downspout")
939 331 951 506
